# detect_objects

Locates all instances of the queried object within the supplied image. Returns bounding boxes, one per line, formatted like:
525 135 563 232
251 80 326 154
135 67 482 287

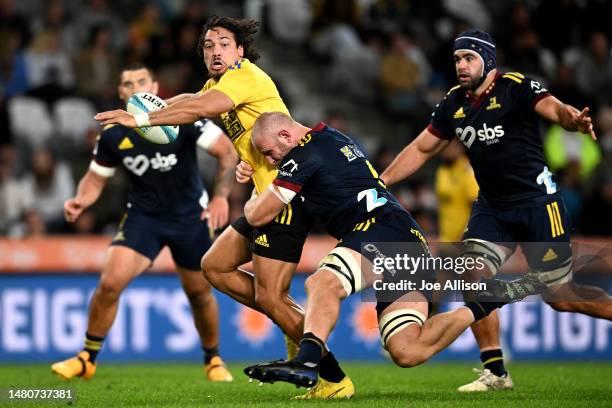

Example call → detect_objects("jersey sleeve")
272 145 322 194
90 131 118 177
182 119 224 150
515 75 551 110
208 66 259 108
428 96 454 140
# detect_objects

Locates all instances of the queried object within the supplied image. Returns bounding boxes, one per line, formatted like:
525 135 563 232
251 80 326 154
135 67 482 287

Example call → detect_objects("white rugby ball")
126 92 179 144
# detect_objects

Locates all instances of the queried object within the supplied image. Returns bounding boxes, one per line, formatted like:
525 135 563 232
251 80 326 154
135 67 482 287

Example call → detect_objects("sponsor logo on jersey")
123 153 178 176
453 107 466 119
254 234 270 247
118 137 134 150
278 159 298 177
298 134 312 146
340 145 365 162
530 80 548 94
221 110 245 141
455 123 505 148
486 97 501 110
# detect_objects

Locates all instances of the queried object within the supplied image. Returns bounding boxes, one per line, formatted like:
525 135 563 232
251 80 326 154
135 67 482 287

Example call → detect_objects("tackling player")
94 16 353 399
381 29 612 392
241 112 542 388
51 63 237 381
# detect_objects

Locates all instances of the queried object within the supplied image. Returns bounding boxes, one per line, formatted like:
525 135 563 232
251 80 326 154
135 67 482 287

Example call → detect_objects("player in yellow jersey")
95 16 353 399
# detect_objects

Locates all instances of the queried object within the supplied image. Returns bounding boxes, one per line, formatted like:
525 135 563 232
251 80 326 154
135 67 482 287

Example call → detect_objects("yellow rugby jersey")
201 58 289 192
435 155 479 242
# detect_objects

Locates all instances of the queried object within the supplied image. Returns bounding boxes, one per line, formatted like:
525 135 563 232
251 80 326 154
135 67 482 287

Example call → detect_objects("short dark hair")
120 63 155 81
197 15 260 62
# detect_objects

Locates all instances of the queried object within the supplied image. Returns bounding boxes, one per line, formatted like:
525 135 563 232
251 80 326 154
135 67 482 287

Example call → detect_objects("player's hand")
236 161 254 183
569 106 596 140
202 196 229 230
94 109 137 128
64 198 84 223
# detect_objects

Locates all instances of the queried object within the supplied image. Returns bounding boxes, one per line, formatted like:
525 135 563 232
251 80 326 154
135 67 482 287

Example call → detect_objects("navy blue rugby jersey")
429 72 557 209
272 123 407 239
91 120 221 220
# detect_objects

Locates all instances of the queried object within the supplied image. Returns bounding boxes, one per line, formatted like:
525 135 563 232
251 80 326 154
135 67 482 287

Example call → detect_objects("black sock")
203 345 219 364
318 351 346 383
294 332 325 366
465 301 505 322
84 333 104 363
481 349 507 377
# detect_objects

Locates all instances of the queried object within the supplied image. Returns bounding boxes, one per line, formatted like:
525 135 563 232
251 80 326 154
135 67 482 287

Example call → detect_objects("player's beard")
459 74 482 91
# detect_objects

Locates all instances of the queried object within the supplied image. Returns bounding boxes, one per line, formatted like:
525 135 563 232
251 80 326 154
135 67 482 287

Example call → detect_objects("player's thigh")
252 254 297 297
201 218 252 273
101 246 151 291
378 297 429 355
462 200 516 277
312 246 364 299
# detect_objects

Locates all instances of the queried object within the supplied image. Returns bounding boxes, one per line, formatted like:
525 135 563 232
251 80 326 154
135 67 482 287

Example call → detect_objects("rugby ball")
126 92 179 144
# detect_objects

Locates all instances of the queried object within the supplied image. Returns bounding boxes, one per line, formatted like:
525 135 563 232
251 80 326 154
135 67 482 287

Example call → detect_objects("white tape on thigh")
462 238 509 276
318 247 363 296
378 308 426 349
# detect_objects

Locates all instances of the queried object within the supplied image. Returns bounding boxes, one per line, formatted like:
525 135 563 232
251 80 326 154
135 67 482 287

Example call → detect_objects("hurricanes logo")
255 234 270 247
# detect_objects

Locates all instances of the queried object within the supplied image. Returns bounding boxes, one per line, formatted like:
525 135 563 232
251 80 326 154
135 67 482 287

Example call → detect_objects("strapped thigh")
462 238 511 276
378 308 426 349
318 247 363 296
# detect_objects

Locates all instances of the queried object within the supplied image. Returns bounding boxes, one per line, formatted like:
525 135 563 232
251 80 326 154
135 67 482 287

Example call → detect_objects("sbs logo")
455 123 504 148
123 153 178 176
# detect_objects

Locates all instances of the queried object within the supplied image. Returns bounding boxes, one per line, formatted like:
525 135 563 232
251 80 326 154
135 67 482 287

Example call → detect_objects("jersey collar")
309 122 327 133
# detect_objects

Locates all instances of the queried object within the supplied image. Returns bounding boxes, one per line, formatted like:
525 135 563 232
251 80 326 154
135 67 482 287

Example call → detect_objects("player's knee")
305 271 346 299
97 277 124 299
388 347 428 368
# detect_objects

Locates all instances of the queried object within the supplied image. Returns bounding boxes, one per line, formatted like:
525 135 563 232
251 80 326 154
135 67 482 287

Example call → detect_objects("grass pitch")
1 362 611 407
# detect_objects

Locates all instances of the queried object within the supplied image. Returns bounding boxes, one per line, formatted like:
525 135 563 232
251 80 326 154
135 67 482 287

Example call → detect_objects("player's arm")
534 95 596 140
95 89 234 127
381 128 450 186
165 93 196 106
64 169 108 223
244 185 291 227
199 123 239 229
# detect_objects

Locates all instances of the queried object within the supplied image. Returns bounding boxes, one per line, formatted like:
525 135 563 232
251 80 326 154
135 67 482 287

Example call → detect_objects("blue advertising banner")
0 274 610 362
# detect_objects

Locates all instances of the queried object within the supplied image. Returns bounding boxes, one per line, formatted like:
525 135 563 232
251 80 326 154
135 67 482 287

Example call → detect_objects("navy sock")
294 333 325 366
465 300 505 322
481 349 507 377
84 333 104 363
318 351 345 383
203 345 219 364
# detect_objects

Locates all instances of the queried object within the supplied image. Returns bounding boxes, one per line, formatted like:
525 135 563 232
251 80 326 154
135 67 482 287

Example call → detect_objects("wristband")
134 113 151 127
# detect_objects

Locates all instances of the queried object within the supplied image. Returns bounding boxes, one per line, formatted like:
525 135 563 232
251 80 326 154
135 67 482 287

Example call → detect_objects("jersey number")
358 189 388 212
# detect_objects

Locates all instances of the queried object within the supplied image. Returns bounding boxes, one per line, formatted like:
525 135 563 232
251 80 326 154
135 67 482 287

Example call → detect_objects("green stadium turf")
1 362 611 407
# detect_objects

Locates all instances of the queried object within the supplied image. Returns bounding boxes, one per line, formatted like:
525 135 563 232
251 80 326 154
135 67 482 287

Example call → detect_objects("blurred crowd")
0 0 611 238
